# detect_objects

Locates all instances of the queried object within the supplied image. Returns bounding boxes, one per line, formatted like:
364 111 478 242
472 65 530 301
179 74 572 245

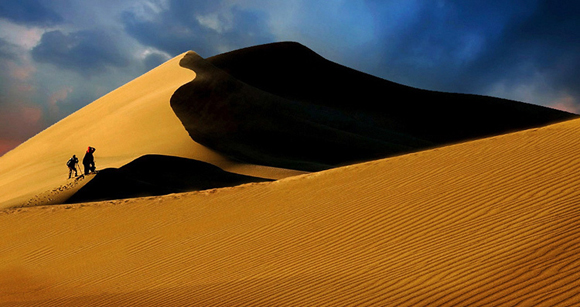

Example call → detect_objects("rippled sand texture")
2 117 580 306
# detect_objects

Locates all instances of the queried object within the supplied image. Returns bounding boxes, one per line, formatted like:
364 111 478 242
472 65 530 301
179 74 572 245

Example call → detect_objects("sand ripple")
2 118 580 305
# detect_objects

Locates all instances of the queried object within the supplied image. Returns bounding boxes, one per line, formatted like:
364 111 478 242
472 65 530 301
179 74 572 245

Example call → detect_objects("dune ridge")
0 51 303 209
172 51 427 171
2 117 580 306
171 42 576 171
1 42 574 208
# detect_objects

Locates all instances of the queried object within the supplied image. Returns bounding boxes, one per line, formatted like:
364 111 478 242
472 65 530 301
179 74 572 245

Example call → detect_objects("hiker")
66 155 79 179
83 146 96 175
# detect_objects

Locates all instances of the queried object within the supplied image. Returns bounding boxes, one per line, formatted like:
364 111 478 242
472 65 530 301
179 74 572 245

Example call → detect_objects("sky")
1 0 580 156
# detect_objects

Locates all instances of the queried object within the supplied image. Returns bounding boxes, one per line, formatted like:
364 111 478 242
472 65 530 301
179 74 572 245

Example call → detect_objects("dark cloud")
0 0 62 26
509 1 580 96
445 0 580 103
365 0 580 106
31 29 130 74
365 0 531 90
2 0 580 156
0 39 16 100
122 0 275 57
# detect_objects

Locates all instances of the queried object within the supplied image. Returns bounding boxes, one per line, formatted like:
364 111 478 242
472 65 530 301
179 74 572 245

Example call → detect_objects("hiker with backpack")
83 146 96 175
66 155 79 179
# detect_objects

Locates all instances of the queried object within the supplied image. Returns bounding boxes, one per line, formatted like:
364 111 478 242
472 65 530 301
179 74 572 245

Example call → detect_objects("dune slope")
0 51 303 209
171 42 576 171
172 51 429 171
2 117 580 306
0 53 198 209
1 42 574 208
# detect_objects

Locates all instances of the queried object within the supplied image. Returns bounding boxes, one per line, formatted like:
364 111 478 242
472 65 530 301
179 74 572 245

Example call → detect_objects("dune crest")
1 42 575 208
172 51 425 171
2 117 580 305
0 51 303 209
171 42 577 172
2 41 580 304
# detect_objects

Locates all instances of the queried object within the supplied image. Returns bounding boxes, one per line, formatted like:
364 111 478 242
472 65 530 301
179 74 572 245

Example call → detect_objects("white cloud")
126 0 169 22
196 12 233 33
0 19 45 49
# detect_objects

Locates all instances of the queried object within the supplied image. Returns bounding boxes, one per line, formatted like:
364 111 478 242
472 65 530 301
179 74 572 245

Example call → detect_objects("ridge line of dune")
171 42 576 173
0 50 305 209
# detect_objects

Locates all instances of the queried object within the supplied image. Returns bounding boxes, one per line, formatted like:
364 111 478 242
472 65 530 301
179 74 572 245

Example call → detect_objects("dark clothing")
69 166 77 178
83 162 95 175
83 147 96 175
67 156 79 179
82 152 93 166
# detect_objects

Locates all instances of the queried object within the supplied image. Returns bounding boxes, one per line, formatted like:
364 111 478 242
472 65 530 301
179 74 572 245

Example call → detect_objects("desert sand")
0 42 573 208
2 117 580 305
0 51 304 209
1 42 580 305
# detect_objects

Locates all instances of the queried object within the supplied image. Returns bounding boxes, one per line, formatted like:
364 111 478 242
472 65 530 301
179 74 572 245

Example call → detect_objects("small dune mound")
171 42 576 171
65 155 272 203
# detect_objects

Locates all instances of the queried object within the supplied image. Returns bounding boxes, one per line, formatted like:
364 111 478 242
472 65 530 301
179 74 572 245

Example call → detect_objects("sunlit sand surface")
2 117 580 306
0 51 303 209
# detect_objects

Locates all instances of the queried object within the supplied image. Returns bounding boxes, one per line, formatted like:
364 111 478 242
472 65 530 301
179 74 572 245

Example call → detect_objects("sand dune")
0 42 574 208
2 117 580 306
2 41 580 305
0 52 198 208
172 42 576 171
0 51 303 209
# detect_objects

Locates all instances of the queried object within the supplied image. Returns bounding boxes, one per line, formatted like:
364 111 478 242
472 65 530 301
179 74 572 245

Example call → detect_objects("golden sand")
0 52 303 209
2 117 580 306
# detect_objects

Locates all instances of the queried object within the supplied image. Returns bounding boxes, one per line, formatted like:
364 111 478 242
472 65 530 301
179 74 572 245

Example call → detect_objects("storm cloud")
122 0 275 57
31 29 131 74
0 0 62 26
362 0 580 109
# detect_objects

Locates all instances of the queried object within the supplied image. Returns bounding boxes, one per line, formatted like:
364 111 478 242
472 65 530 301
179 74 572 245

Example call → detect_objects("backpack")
66 157 75 167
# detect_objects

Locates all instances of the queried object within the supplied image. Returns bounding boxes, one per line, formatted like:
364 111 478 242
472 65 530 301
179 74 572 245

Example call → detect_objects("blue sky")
1 0 579 155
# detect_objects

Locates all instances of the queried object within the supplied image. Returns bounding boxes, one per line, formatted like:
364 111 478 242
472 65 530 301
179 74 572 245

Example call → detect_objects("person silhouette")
66 154 79 179
83 146 96 175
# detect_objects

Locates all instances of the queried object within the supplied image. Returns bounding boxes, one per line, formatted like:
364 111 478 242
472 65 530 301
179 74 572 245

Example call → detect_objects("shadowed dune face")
65 155 272 203
171 42 577 171
171 51 428 171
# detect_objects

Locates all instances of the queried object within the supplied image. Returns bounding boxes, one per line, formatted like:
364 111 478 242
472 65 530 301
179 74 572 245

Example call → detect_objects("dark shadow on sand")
65 155 272 203
170 42 577 172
